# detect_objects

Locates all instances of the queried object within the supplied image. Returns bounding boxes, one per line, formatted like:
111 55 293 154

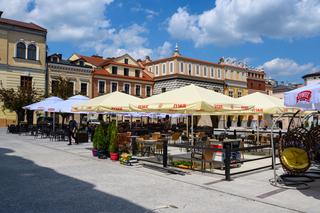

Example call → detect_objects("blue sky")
1 0 320 83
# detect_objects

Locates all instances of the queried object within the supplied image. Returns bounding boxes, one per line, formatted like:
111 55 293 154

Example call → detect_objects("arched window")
27 44 37 60
16 42 26 59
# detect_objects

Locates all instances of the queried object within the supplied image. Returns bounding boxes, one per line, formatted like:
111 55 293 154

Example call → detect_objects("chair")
279 127 311 175
202 148 214 172
171 132 181 144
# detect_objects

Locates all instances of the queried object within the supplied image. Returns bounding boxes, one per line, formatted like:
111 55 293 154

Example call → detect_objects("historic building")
47 53 93 98
302 71 320 86
70 54 154 98
247 69 266 94
0 12 47 126
217 58 248 98
143 45 225 95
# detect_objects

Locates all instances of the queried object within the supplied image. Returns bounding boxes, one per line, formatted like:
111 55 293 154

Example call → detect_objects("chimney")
0 11 3 18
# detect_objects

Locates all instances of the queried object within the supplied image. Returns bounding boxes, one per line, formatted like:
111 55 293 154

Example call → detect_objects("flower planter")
98 150 107 159
92 148 98 157
110 152 119 161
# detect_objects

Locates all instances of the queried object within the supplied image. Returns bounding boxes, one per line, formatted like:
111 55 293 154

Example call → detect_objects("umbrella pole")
257 116 260 144
53 112 55 133
191 115 194 146
130 115 132 129
186 115 189 137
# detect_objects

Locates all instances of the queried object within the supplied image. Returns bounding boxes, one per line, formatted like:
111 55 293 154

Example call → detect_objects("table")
137 139 158 156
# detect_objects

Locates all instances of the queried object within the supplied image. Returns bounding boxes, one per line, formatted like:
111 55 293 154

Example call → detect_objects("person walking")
68 118 78 145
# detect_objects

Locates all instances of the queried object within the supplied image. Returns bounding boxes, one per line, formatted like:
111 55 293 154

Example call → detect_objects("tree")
51 76 75 99
51 76 79 125
0 84 42 123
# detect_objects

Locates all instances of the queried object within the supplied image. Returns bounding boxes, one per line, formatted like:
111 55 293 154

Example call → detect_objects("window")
124 68 129 76
170 62 174 73
203 66 207 76
210 68 214 78
161 87 166 93
237 91 242 98
111 82 118 92
27 44 37 60
228 90 233 97
146 86 151 97
67 82 74 97
124 58 128 64
112 66 117 75
196 65 200 75
135 70 140 77
79 60 84 66
135 85 141 96
124 83 130 94
180 62 184 73
52 57 58 63
51 80 59 95
80 83 88 96
217 69 221 79
16 42 26 59
98 80 105 94
188 64 192 75
162 63 166 74
20 76 32 90
155 65 159 76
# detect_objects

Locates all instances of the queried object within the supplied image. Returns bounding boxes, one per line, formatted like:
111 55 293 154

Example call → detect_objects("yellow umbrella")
130 84 252 114
72 91 142 113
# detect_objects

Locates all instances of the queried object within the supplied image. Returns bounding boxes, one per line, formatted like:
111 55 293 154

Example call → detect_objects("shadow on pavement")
0 148 149 213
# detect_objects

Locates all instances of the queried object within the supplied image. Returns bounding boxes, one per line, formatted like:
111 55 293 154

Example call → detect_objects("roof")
144 55 223 67
76 54 107 67
93 69 154 82
273 84 302 93
302 71 320 79
0 17 47 33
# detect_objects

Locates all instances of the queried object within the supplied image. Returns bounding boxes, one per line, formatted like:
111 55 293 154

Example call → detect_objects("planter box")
76 132 88 143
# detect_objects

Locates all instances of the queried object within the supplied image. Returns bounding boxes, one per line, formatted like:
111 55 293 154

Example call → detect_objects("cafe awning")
72 91 142 113
130 84 252 114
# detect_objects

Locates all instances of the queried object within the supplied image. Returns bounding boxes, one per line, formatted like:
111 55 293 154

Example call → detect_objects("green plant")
93 125 106 150
107 121 118 153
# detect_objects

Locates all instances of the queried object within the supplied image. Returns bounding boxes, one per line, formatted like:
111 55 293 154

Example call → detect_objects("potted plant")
107 121 119 161
94 125 107 159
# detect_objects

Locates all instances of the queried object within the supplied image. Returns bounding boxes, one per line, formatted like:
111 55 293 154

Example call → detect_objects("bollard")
224 142 231 181
233 129 236 139
163 139 168 168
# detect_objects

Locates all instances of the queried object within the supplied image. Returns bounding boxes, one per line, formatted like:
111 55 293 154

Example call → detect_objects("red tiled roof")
76 54 108 67
144 55 223 67
93 69 154 82
0 18 47 32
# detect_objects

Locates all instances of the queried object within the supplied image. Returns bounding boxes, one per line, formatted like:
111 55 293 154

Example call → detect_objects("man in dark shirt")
68 119 78 145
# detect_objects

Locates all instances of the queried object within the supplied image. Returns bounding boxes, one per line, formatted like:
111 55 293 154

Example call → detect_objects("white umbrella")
23 96 63 111
50 95 89 113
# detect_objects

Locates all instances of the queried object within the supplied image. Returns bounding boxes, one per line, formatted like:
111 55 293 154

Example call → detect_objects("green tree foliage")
107 121 118 153
93 125 107 151
51 76 76 99
0 85 42 123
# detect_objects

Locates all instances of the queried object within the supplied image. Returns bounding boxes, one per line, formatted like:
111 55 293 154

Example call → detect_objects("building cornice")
154 73 224 85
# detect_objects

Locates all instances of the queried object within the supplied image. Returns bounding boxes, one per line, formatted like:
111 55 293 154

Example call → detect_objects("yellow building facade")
0 16 47 126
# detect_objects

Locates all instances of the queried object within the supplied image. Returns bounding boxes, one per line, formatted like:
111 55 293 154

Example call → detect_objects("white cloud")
0 0 113 41
131 4 159 20
168 0 320 46
0 0 161 59
259 58 319 78
156 41 172 58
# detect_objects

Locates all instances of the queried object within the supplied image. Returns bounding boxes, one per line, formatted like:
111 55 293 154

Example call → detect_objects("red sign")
296 90 312 103
111 106 123 111
138 105 149 109
173 104 186 108
241 106 249 110
214 104 223 110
